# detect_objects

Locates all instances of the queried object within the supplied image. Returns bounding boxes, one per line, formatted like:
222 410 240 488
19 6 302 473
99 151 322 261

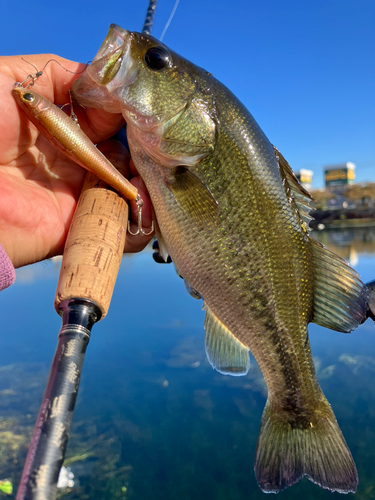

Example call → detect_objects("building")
295 169 313 190
324 162 355 191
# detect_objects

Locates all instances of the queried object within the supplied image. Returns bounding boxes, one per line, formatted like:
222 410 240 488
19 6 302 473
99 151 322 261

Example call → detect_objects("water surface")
1 227 375 499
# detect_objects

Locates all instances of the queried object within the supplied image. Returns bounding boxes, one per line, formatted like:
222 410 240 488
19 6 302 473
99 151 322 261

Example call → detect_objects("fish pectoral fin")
160 96 216 158
274 146 315 232
255 397 358 493
203 303 250 376
168 167 219 228
311 237 368 332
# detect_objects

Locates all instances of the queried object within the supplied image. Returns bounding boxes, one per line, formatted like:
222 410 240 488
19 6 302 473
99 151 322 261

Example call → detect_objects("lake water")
1 227 375 499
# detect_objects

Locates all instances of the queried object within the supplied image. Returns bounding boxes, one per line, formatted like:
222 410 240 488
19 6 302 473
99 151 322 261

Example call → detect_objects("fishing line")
17 58 90 88
45 59 88 75
20 58 40 74
160 0 180 41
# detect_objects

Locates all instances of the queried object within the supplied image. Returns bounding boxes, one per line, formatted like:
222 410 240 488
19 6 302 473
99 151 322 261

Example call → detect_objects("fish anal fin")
255 398 358 493
311 237 368 331
169 167 219 228
204 304 250 376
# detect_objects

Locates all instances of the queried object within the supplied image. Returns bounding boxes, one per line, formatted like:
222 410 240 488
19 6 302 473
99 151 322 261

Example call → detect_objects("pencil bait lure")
13 85 139 204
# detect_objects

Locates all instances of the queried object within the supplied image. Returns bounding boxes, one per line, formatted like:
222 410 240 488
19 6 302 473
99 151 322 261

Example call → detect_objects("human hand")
0 54 153 269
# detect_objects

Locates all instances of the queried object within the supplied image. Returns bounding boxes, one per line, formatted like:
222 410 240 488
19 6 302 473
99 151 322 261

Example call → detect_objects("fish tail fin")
254 398 358 493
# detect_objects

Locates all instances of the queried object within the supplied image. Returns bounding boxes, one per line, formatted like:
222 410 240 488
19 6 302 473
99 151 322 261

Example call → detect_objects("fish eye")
144 46 170 71
22 92 35 102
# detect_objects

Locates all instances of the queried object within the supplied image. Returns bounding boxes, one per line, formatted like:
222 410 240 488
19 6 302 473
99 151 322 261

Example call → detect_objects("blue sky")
2 0 374 188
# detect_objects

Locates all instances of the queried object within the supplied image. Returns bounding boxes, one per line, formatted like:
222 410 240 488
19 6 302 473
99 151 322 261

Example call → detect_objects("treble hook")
68 90 79 124
61 91 80 125
14 70 43 89
128 195 154 236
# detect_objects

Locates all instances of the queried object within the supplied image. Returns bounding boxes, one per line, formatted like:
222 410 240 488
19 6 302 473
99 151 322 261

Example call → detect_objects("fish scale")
194 119 314 404
71 24 368 494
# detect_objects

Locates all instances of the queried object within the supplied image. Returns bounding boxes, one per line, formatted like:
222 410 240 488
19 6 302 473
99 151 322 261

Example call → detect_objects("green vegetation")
310 183 375 210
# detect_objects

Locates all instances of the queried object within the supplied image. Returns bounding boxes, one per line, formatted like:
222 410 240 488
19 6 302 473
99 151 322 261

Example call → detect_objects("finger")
95 143 152 230
129 158 138 178
73 106 125 145
96 140 153 253
3 55 84 102
47 56 125 143
129 176 153 230
96 140 131 179
4 55 125 143
125 176 154 253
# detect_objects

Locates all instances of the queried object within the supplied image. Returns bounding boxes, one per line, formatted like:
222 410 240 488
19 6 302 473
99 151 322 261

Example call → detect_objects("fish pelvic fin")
254 398 358 494
311 237 369 331
203 304 250 376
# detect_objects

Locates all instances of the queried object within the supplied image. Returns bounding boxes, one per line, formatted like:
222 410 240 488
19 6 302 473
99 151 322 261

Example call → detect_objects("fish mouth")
90 24 133 88
71 24 138 110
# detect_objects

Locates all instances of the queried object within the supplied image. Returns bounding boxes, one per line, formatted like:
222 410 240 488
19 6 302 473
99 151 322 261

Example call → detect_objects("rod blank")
16 299 100 499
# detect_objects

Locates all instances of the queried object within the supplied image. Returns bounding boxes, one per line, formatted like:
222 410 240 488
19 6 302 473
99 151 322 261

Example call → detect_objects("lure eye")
144 46 170 71
22 92 35 103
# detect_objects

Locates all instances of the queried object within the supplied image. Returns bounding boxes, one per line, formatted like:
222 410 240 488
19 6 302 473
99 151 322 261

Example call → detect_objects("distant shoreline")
310 209 375 230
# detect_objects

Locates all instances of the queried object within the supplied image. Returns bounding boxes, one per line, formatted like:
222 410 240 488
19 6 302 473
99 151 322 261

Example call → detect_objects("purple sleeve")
0 243 16 291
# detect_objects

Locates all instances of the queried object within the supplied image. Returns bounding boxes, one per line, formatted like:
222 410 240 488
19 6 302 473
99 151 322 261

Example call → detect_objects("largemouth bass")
71 24 369 493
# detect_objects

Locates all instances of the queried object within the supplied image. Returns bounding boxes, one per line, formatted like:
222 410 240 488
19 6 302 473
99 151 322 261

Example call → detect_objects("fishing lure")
13 72 153 235
13 85 138 201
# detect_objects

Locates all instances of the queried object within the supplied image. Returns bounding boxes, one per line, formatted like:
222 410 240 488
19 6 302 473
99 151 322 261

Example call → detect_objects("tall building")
295 169 313 190
324 162 355 191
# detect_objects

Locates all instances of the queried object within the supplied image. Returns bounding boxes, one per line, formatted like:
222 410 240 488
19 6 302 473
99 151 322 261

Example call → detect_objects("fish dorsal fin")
204 303 250 376
273 145 369 330
274 146 315 232
310 237 368 332
169 167 219 228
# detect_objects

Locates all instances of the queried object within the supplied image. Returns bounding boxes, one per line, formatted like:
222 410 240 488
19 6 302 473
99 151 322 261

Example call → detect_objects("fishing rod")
16 170 128 500
15 1 158 499
142 0 158 35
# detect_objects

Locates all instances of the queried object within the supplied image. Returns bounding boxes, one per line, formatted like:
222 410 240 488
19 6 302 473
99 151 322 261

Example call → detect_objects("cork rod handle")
54 170 128 319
